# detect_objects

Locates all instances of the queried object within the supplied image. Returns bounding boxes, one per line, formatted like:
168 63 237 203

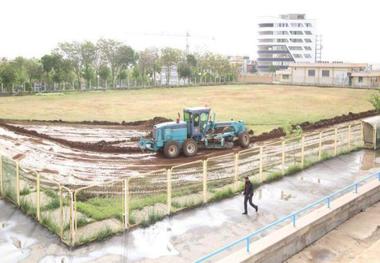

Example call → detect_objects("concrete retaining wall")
218 179 380 263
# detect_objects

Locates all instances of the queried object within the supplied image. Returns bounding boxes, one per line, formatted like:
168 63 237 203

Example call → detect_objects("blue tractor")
139 107 250 158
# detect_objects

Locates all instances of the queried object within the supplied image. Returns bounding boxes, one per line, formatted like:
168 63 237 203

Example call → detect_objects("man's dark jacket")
244 181 254 196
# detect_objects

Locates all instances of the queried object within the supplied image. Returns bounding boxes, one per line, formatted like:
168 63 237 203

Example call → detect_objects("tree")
0 63 17 92
268 65 278 73
138 48 159 85
97 39 137 88
160 47 181 85
41 54 73 90
80 41 97 88
56 42 82 89
177 62 191 82
98 64 111 87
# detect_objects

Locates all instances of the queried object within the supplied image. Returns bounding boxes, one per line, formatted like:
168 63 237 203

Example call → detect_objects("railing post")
281 141 285 175
361 122 364 147
326 197 331 208
0 155 3 197
59 185 63 238
234 153 239 189
334 128 338 156
74 192 78 232
301 136 305 168
348 124 351 151
259 146 263 182
292 214 296 227
70 191 75 246
124 178 129 229
36 171 40 221
318 132 322 160
16 161 20 206
203 160 207 203
246 237 250 253
355 183 358 194
167 169 172 215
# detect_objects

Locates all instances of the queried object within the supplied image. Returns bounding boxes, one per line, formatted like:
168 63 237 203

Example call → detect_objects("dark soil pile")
250 110 378 143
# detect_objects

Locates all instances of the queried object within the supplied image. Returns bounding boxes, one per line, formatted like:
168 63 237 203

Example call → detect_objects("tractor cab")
183 107 211 139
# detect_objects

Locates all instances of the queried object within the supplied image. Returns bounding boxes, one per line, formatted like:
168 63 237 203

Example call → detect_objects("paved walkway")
0 150 379 263
287 201 380 263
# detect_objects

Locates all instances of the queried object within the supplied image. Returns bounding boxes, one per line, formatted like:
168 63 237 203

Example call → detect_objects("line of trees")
0 39 239 93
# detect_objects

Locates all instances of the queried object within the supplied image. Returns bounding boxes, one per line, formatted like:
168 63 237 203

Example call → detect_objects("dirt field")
0 84 375 133
0 84 376 186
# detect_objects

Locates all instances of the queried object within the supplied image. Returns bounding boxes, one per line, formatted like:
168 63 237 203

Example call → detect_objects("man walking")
242 176 258 215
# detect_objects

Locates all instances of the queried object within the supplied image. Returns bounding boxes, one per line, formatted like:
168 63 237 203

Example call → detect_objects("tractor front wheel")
238 132 250 148
163 141 181 158
182 139 198 157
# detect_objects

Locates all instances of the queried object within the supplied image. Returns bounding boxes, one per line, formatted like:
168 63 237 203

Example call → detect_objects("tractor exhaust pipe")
176 112 180 123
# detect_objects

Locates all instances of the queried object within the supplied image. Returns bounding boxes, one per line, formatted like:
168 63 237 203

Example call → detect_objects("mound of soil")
1 116 172 129
295 110 377 131
0 122 141 154
250 110 378 143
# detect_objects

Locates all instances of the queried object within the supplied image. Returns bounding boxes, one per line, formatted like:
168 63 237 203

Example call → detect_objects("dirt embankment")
1 116 172 130
0 121 142 153
250 110 377 143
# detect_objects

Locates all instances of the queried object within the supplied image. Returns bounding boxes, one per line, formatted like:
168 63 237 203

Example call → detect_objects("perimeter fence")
0 121 363 246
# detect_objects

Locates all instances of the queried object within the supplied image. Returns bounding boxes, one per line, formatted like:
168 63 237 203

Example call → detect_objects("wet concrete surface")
287 201 380 263
1 150 379 263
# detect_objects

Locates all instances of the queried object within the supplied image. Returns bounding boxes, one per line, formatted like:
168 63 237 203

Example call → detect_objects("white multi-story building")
257 14 317 72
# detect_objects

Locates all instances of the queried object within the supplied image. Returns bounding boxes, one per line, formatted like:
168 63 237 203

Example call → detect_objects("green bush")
369 89 380 112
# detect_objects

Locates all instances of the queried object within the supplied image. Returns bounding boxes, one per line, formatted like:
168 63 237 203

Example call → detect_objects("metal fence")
0 122 364 246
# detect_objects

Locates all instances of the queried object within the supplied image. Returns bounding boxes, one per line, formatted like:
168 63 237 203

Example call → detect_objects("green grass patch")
41 216 60 235
20 199 36 216
76 197 123 221
78 226 114 245
209 187 234 202
20 187 31 196
140 211 165 228
42 197 60 211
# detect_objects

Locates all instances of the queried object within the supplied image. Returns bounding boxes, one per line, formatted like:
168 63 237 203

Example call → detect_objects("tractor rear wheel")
163 141 181 158
182 139 198 157
238 132 250 148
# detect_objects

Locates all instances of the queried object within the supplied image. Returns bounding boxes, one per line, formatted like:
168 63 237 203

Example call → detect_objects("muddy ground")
0 110 376 185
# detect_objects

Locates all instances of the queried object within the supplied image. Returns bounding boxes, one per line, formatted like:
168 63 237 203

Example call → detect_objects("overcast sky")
0 0 379 63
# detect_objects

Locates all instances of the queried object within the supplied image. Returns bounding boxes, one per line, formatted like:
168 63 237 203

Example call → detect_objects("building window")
282 74 290 80
304 38 312 43
290 38 303 43
304 46 312 50
277 39 288 43
304 54 312 59
290 31 304 35
259 23 274 27
305 23 313 27
293 54 303 58
289 46 303 50
291 23 304 27
304 31 312 35
275 31 289 35
358 77 363 83
308 69 316 77
322 70 330 77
